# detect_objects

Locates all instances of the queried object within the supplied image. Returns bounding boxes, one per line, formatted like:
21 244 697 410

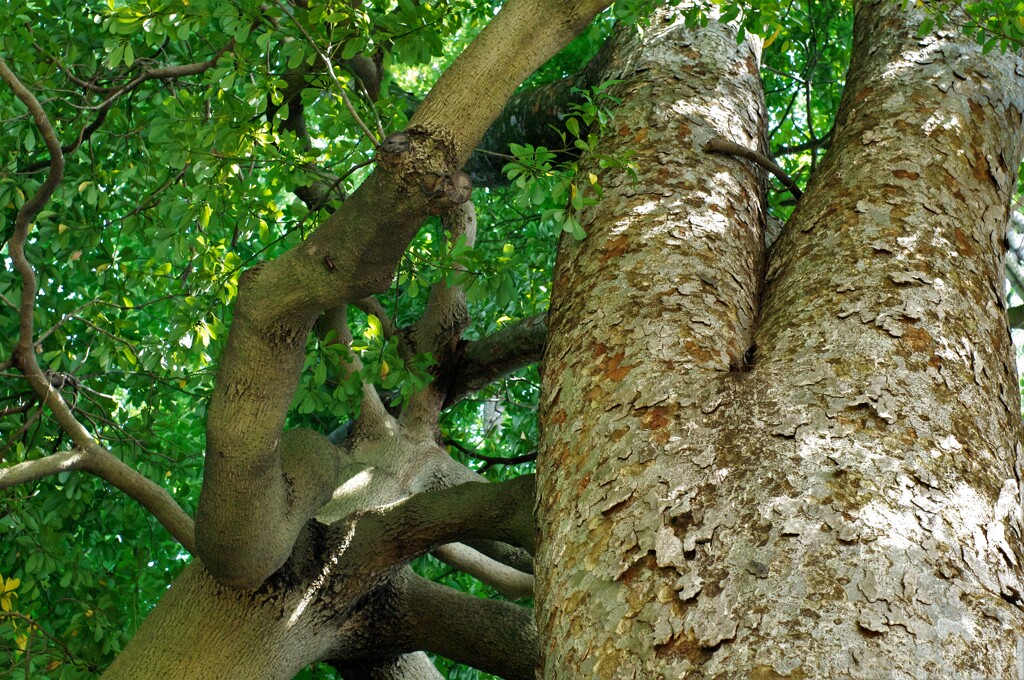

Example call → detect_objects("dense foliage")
1 0 1022 677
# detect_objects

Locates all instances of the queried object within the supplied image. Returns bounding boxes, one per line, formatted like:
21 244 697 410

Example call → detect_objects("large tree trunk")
103 564 335 680
537 1 1024 677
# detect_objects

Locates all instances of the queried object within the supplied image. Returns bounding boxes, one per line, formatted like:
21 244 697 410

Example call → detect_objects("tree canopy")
3 0 1024 678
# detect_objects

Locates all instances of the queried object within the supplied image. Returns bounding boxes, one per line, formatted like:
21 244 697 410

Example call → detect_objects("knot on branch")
420 171 473 214
376 132 411 165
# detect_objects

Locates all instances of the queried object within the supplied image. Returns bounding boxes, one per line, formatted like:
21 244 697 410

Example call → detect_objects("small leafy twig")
275 0 378 144
21 43 234 173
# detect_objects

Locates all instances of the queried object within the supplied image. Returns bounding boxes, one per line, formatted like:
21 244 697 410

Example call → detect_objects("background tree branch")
442 313 547 408
431 542 534 599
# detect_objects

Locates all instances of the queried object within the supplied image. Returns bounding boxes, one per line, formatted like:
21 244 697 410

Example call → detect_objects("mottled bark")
537 2 1024 678
537 7 767 676
103 564 337 680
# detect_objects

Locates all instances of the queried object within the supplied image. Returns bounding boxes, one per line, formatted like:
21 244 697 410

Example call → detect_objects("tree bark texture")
537 2 1024 678
103 564 336 680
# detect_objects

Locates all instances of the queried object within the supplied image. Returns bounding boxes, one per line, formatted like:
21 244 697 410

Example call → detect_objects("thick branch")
398 571 538 680
411 0 613 164
333 652 444 680
198 0 610 587
344 475 536 572
464 23 618 186
442 313 547 408
197 427 340 587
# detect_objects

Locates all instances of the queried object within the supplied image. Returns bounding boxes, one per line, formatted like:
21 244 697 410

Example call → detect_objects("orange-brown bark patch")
602 351 635 382
901 325 932 353
600 234 631 264
853 86 875 105
953 227 975 256
683 339 716 363
892 169 920 181
640 404 676 430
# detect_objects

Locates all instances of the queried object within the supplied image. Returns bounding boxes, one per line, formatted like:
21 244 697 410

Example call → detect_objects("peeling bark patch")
599 233 631 264
640 405 675 430
901 325 932 353
599 351 635 382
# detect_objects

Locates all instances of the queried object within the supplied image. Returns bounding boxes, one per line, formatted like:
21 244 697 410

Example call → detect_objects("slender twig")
0 401 35 418
774 131 831 157
706 136 803 199
275 0 378 143
445 439 537 467
87 41 235 112
21 43 234 173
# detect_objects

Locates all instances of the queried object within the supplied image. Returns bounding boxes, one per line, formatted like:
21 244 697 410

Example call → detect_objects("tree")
2 0 1024 678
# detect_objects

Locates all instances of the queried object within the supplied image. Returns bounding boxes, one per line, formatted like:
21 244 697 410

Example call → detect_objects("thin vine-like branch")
0 55 196 554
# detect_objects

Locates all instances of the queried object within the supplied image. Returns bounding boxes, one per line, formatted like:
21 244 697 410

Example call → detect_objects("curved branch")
397 571 538 680
403 201 477 426
0 448 196 554
706 136 803 199
0 55 64 350
432 542 534 599
442 314 547 408
446 439 537 468
463 539 534 574
0 56 198 555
